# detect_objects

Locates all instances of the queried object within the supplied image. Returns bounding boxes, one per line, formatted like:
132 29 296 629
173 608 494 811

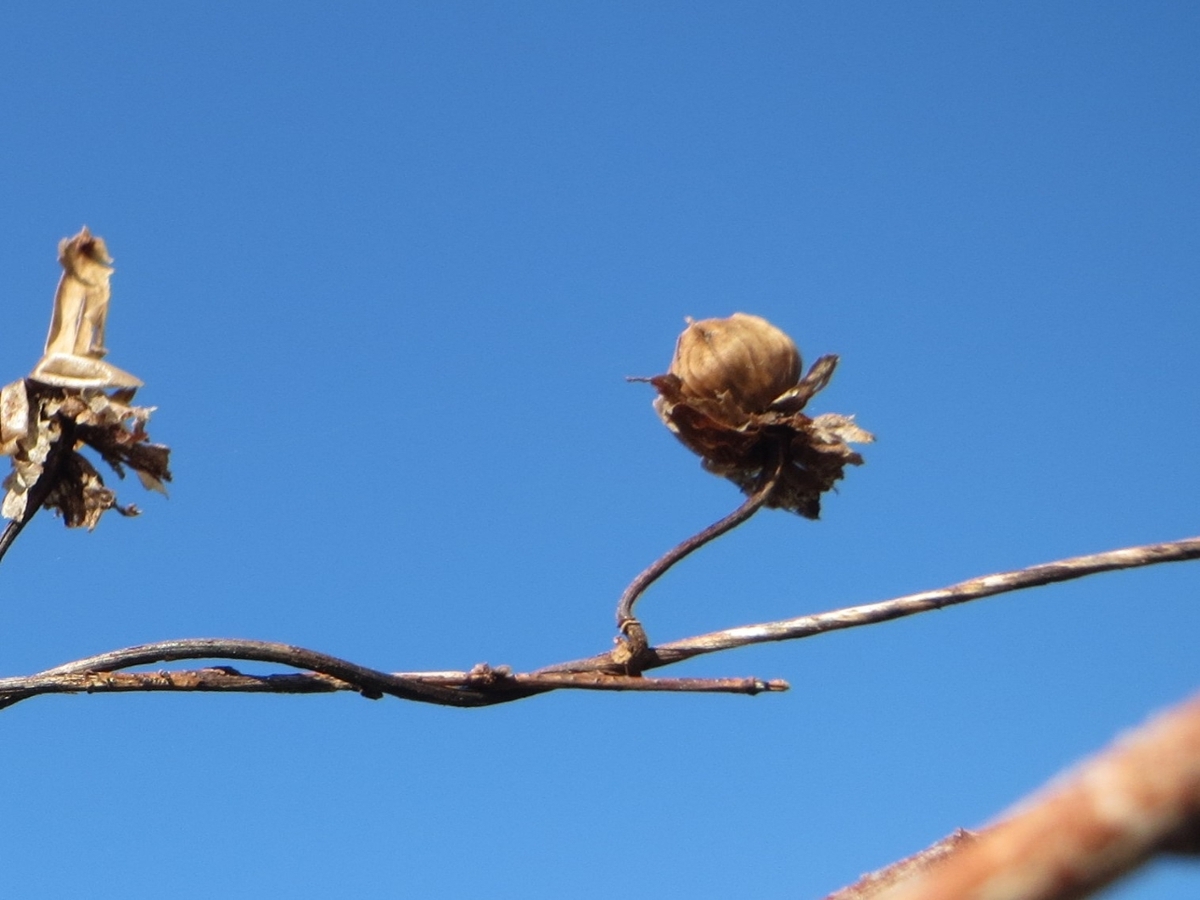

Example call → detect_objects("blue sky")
1 3 1197 897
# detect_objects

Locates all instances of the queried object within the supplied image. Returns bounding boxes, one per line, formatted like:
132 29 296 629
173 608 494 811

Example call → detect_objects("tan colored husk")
669 313 801 413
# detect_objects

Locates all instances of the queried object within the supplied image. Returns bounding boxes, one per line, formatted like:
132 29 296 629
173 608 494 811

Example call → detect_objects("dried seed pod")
650 313 872 519
669 313 801 413
1 229 170 532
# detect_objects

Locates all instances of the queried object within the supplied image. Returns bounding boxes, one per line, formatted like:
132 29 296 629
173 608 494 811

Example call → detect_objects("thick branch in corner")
824 830 978 900
825 690 1200 900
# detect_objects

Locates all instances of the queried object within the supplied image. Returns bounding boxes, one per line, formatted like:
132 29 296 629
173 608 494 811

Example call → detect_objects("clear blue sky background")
1 3 1197 898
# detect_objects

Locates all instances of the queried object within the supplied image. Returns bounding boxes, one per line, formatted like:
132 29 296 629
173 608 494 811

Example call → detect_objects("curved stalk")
614 443 786 657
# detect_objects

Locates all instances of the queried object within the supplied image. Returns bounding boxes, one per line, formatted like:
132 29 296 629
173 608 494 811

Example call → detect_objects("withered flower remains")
0 228 171 531
651 313 872 519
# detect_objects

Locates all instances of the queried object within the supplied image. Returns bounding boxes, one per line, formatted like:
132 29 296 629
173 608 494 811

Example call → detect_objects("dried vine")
0 535 1196 714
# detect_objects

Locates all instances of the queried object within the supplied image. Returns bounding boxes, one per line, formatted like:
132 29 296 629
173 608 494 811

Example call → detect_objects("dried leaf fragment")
651 313 872 519
31 352 143 391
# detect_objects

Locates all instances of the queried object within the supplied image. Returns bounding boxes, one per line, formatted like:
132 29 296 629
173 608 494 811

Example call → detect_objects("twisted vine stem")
0 534 1194 711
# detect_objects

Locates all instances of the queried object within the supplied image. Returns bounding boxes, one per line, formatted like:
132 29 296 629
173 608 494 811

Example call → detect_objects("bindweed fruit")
669 313 801 412
651 313 872 519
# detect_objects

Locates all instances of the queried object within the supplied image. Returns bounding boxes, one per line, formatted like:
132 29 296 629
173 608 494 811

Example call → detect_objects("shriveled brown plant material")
1 228 170 533
651 313 872 518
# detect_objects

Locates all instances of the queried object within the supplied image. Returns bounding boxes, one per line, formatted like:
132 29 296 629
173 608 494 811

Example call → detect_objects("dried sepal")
0 379 31 453
0 385 59 522
1 384 171 529
652 313 873 519
768 354 839 414
44 445 139 530
31 227 143 391
31 352 143 391
45 227 114 359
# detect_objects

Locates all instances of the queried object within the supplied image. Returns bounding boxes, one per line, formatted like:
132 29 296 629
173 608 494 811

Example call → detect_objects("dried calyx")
0 228 171 531
651 312 872 519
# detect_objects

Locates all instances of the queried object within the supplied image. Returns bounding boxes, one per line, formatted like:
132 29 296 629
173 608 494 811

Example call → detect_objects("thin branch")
0 665 787 706
0 638 787 712
825 689 1200 900
0 639 494 709
615 458 783 630
544 535 1200 674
